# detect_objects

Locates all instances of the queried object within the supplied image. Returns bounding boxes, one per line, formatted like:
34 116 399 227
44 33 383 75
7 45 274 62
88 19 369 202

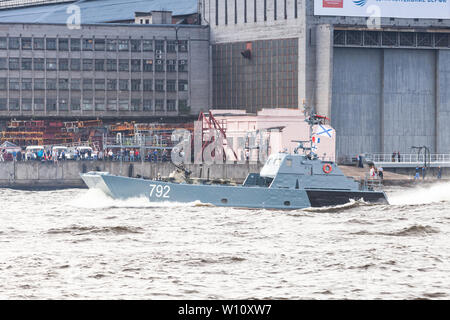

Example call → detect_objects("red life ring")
323 164 333 174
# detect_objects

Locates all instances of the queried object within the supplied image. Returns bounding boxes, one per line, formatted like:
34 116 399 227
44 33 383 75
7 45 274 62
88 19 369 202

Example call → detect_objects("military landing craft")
81 108 388 209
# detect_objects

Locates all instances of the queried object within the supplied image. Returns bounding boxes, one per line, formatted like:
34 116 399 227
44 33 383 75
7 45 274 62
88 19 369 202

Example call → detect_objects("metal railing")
365 153 450 164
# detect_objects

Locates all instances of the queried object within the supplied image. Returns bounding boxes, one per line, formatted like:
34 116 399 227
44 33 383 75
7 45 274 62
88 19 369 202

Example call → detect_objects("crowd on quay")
0 147 171 163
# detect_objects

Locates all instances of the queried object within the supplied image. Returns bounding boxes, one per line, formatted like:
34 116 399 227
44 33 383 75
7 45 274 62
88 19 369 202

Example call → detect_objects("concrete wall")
0 160 262 188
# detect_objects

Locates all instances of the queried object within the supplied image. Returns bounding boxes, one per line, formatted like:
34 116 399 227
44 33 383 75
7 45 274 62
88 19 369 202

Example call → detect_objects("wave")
68 188 204 209
46 225 144 236
302 198 373 213
387 181 450 205
351 224 439 237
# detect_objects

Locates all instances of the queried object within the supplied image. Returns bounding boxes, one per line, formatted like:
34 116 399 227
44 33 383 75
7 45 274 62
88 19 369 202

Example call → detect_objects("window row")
0 58 188 72
0 98 187 112
0 78 189 92
0 38 189 53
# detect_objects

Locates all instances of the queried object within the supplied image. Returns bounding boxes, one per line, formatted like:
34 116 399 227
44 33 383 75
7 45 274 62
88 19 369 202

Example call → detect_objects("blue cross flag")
316 125 333 138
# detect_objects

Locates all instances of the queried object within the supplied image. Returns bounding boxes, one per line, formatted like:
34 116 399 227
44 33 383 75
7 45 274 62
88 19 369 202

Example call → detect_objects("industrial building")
0 0 209 121
201 0 450 162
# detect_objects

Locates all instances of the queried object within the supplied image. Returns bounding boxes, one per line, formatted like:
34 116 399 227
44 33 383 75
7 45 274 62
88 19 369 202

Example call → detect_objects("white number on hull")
149 184 170 198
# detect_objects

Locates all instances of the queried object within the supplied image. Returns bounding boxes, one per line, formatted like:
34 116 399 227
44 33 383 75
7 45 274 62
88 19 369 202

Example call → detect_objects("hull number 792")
149 184 170 198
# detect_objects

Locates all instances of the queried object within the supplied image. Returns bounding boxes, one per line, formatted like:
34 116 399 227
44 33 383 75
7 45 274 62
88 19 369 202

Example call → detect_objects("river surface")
0 183 449 300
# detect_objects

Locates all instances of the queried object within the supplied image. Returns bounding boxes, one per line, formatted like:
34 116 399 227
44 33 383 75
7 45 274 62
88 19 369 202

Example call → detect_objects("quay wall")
0 161 263 188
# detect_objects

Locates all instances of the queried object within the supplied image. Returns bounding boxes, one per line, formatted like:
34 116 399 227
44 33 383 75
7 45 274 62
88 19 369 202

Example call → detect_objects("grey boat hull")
81 172 388 210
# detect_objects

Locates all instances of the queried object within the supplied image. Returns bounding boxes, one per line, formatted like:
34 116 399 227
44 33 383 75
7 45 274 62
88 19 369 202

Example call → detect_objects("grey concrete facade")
200 0 450 160
0 22 210 119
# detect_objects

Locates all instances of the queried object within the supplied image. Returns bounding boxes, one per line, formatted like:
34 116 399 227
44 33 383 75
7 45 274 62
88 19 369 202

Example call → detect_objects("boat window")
274 159 281 166
286 159 292 167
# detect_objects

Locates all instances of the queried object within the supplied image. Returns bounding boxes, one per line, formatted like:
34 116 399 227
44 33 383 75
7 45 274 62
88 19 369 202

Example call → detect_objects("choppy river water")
0 183 449 299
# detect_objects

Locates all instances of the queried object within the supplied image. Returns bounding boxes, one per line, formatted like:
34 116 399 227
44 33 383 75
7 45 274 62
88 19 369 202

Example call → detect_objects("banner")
314 0 450 19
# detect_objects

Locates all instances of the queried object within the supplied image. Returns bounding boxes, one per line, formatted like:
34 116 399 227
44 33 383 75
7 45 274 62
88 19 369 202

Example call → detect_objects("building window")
131 59 141 72
59 59 69 71
274 0 277 20
0 98 6 110
107 59 117 71
119 59 129 71
46 58 57 71
46 38 56 50
82 39 94 51
155 79 164 91
131 99 141 111
107 99 117 111
167 100 176 111
295 0 297 18
22 98 32 111
34 58 45 70
225 0 228 25
215 0 219 25
235 0 237 24
131 79 141 91
178 40 188 52
143 100 152 111
9 78 20 90
71 38 81 51
58 38 69 51
34 98 44 111
9 37 20 50
95 59 105 71
83 59 93 71
167 80 176 92
178 60 188 72
22 78 32 90
118 40 129 51
58 79 69 90
143 40 153 51
22 38 32 50
83 79 93 90
82 98 93 111
95 39 105 51
0 58 6 70
131 39 141 52
107 79 117 91
95 79 105 90
33 38 44 50
284 0 287 19
106 39 117 51
167 40 177 53
34 79 45 90
0 38 7 49
155 59 164 72
9 58 20 70
254 0 257 22
119 99 129 111
21 58 32 70
47 99 57 111
9 98 20 111
155 40 165 52
59 98 68 111
95 98 105 111
0 78 7 90
167 59 176 72
143 79 153 91
70 59 81 71
155 99 164 111
46 78 57 90
119 79 129 91
244 0 247 23
178 99 188 112
143 59 153 72
71 98 81 111
264 0 267 21
71 79 81 90
178 80 188 92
